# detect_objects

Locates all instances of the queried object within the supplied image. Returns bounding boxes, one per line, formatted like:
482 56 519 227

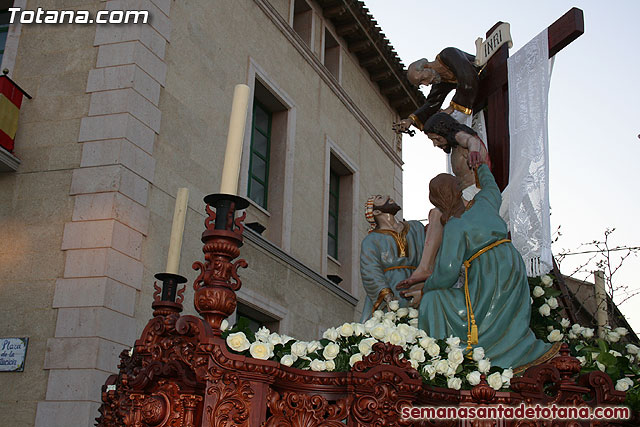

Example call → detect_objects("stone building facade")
0 0 424 425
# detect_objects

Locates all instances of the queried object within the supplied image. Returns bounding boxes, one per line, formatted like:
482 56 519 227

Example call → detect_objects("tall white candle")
166 187 190 274
219 84 251 195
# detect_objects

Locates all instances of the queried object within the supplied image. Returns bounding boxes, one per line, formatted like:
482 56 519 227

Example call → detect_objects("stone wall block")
54 307 137 345
87 65 161 105
97 41 166 85
105 0 172 41
63 248 143 289
52 277 137 316
80 139 156 183
71 192 150 235
94 19 166 59
44 337 126 372
62 219 143 259
88 88 162 132
70 165 149 206
44 368 111 402
79 113 156 154
35 401 101 427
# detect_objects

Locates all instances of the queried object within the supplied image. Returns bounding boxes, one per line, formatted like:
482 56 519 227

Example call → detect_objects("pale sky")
363 1 640 331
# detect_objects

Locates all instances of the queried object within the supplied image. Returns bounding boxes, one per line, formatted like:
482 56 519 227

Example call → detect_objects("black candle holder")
154 272 188 302
203 193 250 231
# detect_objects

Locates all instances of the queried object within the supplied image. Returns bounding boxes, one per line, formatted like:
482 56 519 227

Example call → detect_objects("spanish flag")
0 75 29 153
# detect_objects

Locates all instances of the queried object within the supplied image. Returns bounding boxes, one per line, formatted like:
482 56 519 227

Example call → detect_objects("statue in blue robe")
414 165 553 369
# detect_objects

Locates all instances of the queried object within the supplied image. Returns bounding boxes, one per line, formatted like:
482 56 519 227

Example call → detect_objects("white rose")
397 307 409 318
409 346 426 363
615 327 629 337
221 319 229 331
387 329 406 347
472 347 485 362
226 332 251 352
338 322 354 337
568 331 578 340
349 353 363 367
582 328 594 339
615 377 633 392
280 354 296 367
541 275 553 287
249 341 274 360
410 359 420 369
419 337 436 350
610 350 622 357
571 324 584 335
532 286 545 298
546 297 559 310
596 361 606 372
268 332 283 346
372 310 384 320
358 337 377 356
538 304 551 317
255 326 270 342
409 318 419 327
547 325 554 332
445 364 457 378
427 342 441 358
501 368 513 386
363 318 378 333
447 377 462 390
382 318 395 329
416 330 427 340
446 336 461 348
628 355 635 363
626 344 640 355
323 327 339 341
478 359 491 373
325 360 336 371
291 341 308 358
467 371 481 386
353 323 366 336
281 335 294 344
607 331 621 343
560 318 571 328
384 311 397 322
423 364 436 380
577 356 586 366
322 342 340 360
409 308 419 318
310 359 326 371
487 372 503 390
448 349 464 366
371 324 388 340
547 329 564 342
397 324 417 343
435 359 449 374
307 341 322 353
388 300 400 311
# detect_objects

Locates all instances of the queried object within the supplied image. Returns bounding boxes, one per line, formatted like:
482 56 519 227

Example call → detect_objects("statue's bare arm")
455 130 486 168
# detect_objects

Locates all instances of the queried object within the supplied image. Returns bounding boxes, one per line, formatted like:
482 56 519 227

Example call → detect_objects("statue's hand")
399 283 424 308
468 150 482 168
392 118 414 134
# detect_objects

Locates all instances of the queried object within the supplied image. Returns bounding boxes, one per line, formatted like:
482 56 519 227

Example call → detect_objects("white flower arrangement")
218 274 639 404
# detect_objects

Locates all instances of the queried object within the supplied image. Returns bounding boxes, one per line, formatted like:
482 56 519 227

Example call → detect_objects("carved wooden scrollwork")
264 388 349 426
204 366 254 427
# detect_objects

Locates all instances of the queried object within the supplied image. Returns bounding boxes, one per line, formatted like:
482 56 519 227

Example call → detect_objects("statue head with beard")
365 195 402 232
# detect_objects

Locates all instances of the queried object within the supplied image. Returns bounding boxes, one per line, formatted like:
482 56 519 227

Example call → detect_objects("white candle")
166 187 189 274
219 84 251 195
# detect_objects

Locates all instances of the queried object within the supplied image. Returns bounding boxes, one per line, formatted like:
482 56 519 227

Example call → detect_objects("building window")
327 168 339 259
291 0 312 47
247 101 271 209
236 302 279 334
323 27 340 80
0 8 10 65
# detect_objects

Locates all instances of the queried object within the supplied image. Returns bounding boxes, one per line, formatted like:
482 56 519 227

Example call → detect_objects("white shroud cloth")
506 29 553 277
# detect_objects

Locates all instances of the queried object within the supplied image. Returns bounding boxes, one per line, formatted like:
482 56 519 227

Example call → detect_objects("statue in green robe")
359 195 426 321
400 165 555 369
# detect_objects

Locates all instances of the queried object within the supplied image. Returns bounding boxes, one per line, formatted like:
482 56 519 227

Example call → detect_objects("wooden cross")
473 8 584 191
